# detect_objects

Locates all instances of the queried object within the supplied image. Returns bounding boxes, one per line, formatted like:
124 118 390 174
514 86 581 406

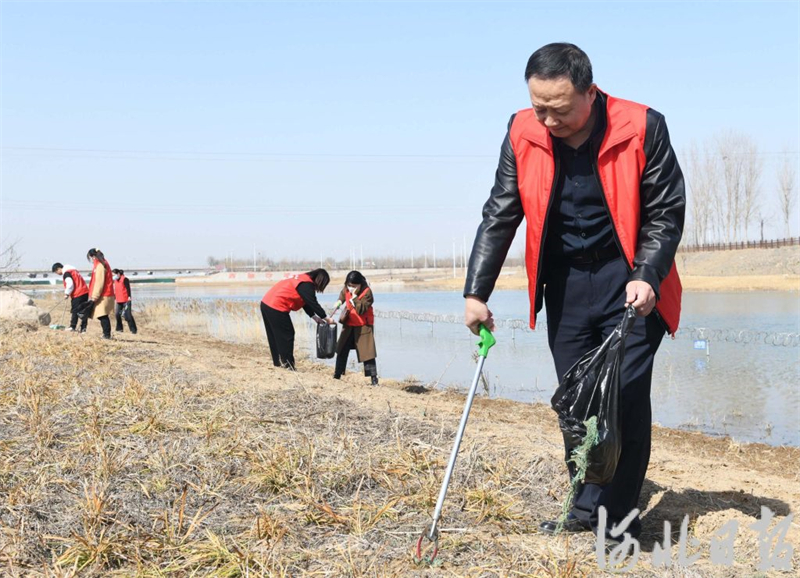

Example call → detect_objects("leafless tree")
716 135 737 242
740 137 762 242
716 131 763 243
684 141 719 245
0 239 22 278
777 150 797 238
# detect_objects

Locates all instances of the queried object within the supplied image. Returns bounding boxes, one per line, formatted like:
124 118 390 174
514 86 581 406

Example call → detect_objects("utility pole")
452 238 456 278
360 244 364 269
253 244 256 272
463 234 467 278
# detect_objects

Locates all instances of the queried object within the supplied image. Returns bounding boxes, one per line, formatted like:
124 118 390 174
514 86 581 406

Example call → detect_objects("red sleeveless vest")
262 274 314 312
343 287 374 326
508 93 681 334
65 269 89 299
114 274 130 303
88 259 114 298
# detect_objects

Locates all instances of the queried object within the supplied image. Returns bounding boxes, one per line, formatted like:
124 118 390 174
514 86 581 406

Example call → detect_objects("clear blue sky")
2 1 798 269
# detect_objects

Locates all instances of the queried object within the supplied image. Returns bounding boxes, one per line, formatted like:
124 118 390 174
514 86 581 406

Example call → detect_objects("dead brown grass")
0 319 797 577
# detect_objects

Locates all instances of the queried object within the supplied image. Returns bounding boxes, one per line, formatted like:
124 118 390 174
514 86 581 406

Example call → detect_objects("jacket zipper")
589 143 628 271
590 143 669 333
533 151 560 306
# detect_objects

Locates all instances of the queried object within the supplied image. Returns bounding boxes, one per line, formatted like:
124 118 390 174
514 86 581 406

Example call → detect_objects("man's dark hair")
305 268 330 293
51 262 63 273
524 43 593 92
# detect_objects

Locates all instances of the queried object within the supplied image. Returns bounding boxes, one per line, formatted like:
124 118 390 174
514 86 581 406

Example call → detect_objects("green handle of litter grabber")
477 324 496 358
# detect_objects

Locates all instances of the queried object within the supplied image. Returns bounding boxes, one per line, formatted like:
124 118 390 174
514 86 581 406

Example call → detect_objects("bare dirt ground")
1 317 797 577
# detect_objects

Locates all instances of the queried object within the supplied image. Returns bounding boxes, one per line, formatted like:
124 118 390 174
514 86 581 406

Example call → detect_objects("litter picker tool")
49 299 69 330
415 324 496 564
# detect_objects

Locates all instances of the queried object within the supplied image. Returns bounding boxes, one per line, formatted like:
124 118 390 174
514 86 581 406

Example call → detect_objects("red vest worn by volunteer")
262 274 313 312
508 92 682 334
64 269 89 299
343 287 374 327
88 258 114 298
114 274 130 303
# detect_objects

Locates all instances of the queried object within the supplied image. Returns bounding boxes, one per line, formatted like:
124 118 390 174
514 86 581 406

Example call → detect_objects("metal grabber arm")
415 324 496 564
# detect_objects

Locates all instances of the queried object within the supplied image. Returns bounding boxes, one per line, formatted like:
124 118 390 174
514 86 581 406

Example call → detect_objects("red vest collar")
518 90 637 156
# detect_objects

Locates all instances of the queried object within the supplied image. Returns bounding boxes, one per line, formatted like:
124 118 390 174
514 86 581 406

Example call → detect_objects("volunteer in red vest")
82 248 116 339
51 262 89 332
112 269 138 334
260 268 333 370
464 44 685 543
332 271 378 385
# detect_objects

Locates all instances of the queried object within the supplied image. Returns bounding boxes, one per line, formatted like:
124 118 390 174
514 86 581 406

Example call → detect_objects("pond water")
113 284 800 446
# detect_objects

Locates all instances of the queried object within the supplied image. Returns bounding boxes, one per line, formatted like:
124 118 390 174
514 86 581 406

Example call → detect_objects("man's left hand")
625 281 656 317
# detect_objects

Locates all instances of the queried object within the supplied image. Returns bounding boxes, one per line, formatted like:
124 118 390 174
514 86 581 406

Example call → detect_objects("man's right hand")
464 295 495 335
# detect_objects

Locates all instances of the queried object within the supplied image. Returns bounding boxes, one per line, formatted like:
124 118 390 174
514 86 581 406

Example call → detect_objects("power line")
2 146 796 164
0 146 496 161
1 198 475 215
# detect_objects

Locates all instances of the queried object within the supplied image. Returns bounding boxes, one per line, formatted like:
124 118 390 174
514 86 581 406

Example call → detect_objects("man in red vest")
464 44 685 543
52 262 89 332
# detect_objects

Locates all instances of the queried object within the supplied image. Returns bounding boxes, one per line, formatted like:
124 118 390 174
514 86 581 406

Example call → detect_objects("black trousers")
260 302 296 369
544 256 664 538
98 315 111 338
115 301 138 333
334 330 377 377
70 294 89 331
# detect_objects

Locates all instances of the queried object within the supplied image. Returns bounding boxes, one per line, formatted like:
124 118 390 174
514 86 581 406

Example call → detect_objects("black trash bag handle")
619 305 638 338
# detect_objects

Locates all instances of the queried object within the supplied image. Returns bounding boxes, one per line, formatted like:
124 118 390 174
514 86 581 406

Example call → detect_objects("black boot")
99 316 112 339
371 376 379 386
539 513 591 535
334 351 348 380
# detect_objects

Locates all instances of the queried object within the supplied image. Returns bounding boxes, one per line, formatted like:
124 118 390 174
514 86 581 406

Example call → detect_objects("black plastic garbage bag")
550 306 638 486
76 299 95 319
316 322 337 359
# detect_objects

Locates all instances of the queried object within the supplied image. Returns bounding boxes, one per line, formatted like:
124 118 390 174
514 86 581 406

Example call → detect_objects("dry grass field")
1 317 798 577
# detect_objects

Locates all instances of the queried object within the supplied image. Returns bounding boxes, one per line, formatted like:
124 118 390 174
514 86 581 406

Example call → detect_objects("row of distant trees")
207 131 797 271
206 254 526 272
683 132 796 245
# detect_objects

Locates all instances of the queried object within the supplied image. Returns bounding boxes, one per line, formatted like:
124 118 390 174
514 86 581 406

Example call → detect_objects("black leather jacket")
464 93 685 310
